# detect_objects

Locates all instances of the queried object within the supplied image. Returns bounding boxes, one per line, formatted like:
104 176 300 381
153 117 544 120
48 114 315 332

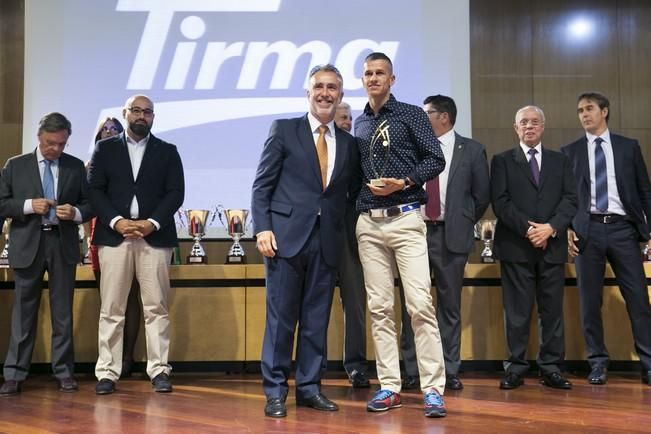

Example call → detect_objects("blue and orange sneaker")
424 390 447 418
367 389 402 412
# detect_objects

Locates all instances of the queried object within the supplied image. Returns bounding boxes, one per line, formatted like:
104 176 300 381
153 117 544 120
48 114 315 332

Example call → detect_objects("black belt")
426 220 445 226
41 224 58 231
589 214 626 224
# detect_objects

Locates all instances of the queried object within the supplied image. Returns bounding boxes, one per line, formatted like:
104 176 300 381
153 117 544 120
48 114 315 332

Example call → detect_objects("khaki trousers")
95 239 172 381
357 211 446 394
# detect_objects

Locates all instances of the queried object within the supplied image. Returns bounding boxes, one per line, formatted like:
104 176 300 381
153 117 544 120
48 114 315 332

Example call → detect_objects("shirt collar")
519 142 542 155
125 132 150 146
307 112 335 136
586 128 610 146
36 146 58 164
362 93 397 116
437 128 455 147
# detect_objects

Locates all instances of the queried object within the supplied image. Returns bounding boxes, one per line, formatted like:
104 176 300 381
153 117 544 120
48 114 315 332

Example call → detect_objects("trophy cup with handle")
217 205 249 264
0 219 10 268
475 219 497 263
184 209 213 264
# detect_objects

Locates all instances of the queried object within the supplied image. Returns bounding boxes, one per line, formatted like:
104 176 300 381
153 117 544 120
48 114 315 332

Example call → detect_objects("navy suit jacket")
88 133 185 248
491 146 577 264
251 115 359 267
561 133 651 249
0 150 93 268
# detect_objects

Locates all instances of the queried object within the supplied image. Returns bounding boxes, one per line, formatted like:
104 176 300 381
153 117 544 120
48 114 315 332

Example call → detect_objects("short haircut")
423 94 457 126
577 91 610 122
38 112 72 136
337 101 351 111
515 105 546 123
308 64 343 87
364 52 393 73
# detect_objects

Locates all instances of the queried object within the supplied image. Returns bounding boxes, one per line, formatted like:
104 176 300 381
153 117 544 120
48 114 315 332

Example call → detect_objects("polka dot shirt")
354 94 445 211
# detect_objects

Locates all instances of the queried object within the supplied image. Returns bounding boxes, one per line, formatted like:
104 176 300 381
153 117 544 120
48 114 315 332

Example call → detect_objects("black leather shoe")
587 366 607 385
151 373 173 393
642 370 651 386
350 370 370 388
264 397 287 418
499 372 524 390
445 374 464 390
540 372 572 390
296 393 338 411
402 375 420 390
0 380 22 396
95 379 115 395
58 377 78 393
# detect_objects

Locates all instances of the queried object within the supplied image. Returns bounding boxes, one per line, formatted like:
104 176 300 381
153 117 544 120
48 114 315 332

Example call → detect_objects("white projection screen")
23 0 470 237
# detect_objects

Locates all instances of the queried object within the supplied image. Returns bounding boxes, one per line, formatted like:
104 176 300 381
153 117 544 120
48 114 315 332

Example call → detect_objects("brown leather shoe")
0 380 22 396
58 377 79 393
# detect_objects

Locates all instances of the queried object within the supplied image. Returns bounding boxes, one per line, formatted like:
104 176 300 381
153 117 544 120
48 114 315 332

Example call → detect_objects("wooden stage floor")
0 372 649 433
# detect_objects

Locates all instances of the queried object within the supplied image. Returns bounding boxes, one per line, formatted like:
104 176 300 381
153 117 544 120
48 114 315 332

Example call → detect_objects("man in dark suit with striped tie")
562 92 651 386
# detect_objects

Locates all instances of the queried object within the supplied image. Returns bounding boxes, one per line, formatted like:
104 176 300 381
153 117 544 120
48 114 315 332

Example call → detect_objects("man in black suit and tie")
0 112 93 395
562 92 651 386
252 64 359 418
400 95 490 391
491 105 577 390
89 95 184 395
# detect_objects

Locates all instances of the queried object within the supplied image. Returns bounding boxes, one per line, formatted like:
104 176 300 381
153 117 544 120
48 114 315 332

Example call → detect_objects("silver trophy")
475 219 497 263
217 205 249 264
184 209 214 264
0 219 9 268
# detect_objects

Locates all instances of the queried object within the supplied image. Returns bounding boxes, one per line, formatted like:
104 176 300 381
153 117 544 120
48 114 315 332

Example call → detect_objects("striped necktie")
594 137 608 212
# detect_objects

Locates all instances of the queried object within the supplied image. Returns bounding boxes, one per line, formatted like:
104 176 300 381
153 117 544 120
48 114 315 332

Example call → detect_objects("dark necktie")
528 148 539 186
594 137 608 212
425 177 441 220
43 159 56 221
316 125 328 190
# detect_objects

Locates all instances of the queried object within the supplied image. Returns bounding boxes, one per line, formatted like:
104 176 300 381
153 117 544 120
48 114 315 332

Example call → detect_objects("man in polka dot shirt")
354 52 448 418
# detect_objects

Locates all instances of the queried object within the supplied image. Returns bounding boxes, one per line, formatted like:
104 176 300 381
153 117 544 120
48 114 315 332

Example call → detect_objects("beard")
129 121 151 137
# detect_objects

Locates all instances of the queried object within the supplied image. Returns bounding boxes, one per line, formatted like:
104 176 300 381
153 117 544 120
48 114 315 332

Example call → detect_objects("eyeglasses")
127 107 154 117
426 110 439 115
518 119 542 127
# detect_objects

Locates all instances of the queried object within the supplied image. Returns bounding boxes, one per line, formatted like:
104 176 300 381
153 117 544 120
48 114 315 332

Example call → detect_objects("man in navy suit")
562 92 651 386
89 95 185 395
252 64 359 418
0 112 93 395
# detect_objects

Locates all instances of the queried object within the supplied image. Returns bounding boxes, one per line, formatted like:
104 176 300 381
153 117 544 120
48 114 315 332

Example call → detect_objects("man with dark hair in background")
0 112 93 396
252 65 359 418
400 94 490 391
355 52 447 418
562 92 651 386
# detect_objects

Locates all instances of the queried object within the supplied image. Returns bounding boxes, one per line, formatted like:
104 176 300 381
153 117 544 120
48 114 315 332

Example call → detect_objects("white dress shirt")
586 129 625 215
307 112 337 187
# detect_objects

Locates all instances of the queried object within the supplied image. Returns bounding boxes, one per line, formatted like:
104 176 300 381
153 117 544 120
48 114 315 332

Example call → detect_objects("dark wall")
471 0 651 163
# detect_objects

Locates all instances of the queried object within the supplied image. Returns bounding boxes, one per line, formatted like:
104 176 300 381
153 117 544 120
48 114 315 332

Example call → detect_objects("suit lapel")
538 147 553 190
29 151 43 196
297 115 323 189
56 154 70 199
136 134 157 183
513 147 537 188
329 126 347 189
610 135 626 195
446 133 465 188
119 133 136 184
